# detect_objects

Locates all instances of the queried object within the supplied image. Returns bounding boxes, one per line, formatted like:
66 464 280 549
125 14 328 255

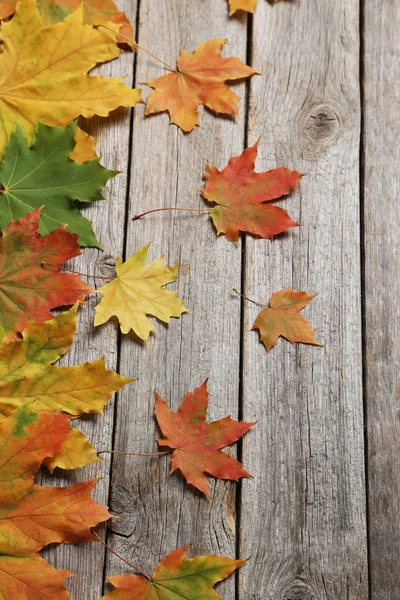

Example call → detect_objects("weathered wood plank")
40 7 137 597
104 2 248 597
364 1 400 597
239 2 367 598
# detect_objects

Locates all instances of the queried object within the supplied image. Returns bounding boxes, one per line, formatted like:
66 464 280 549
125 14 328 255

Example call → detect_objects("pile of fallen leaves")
0 1 319 599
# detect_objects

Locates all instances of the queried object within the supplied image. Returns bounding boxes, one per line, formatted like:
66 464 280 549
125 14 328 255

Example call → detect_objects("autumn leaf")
228 0 258 15
94 244 187 340
0 0 135 47
0 404 110 600
102 545 245 600
201 141 301 242
252 288 322 352
228 0 285 15
0 0 142 159
71 126 98 164
154 380 255 496
0 304 133 470
0 121 117 247
0 209 91 337
145 38 258 132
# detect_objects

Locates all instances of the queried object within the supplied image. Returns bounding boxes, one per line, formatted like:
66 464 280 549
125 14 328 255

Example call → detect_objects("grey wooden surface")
43 1 398 599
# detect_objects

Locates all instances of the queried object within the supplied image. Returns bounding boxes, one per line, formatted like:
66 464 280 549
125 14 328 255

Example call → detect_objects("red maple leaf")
0 209 91 336
154 380 255 496
202 141 301 242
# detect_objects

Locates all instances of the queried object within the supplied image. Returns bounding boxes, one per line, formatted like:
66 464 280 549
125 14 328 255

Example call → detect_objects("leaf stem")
92 531 150 580
232 288 267 309
97 24 176 72
132 207 210 221
97 449 170 457
44 264 113 281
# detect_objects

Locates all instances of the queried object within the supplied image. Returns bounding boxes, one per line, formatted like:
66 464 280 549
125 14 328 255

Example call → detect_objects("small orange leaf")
202 141 301 242
145 38 258 132
252 288 322 352
154 380 255 496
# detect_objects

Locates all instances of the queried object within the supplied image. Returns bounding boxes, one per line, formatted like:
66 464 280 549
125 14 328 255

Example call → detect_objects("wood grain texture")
239 1 367 599
364 1 400 597
103 1 249 597
39 8 137 597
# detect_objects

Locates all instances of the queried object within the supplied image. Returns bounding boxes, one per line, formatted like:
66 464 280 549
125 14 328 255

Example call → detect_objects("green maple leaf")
0 121 117 247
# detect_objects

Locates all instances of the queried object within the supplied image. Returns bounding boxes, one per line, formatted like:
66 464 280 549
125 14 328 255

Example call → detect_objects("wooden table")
44 1 399 598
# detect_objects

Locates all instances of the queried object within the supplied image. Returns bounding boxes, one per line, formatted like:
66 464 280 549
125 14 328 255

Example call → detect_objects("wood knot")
282 584 315 600
95 255 117 279
300 102 342 155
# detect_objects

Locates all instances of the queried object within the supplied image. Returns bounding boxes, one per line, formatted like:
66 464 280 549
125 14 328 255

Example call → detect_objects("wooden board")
104 2 248 599
239 1 368 598
364 1 400 597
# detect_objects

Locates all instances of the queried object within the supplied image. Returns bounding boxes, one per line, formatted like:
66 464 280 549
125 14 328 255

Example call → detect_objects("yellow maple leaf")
0 0 142 158
71 126 98 163
228 0 258 15
145 38 258 132
94 245 187 340
0 305 134 470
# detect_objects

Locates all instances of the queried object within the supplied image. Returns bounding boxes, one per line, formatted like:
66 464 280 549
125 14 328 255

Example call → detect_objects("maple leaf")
154 380 255 496
0 0 142 159
0 304 133 470
0 0 135 47
228 0 285 15
252 288 322 352
0 209 92 337
102 545 245 600
201 141 301 242
145 38 258 132
94 244 187 340
0 404 110 600
228 0 258 15
71 126 98 164
0 121 117 247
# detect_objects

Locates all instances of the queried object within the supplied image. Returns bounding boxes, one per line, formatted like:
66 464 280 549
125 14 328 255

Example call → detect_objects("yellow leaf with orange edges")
43 427 101 472
94 244 187 340
145 38 258 132
0 0 142 158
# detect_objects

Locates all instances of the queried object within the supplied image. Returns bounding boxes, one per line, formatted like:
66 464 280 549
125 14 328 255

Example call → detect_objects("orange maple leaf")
201 141 301 242
154 380 255 496
145 38 258 132
0 209 92 337
102 546 246 600
252 288 322 352
0 404 110 600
